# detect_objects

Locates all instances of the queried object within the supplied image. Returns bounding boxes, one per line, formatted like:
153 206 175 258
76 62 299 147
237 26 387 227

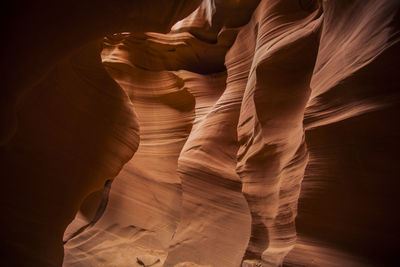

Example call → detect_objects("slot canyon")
1 0 400 266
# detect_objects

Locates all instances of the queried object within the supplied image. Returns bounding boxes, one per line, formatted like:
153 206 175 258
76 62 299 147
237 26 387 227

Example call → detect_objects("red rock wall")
1 0 399 266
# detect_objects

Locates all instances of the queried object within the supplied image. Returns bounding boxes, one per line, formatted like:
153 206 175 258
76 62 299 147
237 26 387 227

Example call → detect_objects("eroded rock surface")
1 0 400 266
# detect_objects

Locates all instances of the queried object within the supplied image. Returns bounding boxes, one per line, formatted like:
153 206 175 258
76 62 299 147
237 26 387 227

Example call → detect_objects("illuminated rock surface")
1 0 400 266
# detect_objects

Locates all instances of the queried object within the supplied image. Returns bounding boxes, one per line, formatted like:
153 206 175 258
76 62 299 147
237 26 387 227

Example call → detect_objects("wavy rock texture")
0 1 201 266
1 0 400 266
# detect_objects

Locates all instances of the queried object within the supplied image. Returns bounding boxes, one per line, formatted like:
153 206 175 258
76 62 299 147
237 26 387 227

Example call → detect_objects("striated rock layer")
1 0 400 266
0 1 201 266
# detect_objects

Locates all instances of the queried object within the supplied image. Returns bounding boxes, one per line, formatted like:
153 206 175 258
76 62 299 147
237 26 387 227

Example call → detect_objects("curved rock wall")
64 0 400 266
1 0 399 266
0 1 201 266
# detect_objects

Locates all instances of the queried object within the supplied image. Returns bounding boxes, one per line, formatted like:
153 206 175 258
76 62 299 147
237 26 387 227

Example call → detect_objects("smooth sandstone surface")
1 0 400 266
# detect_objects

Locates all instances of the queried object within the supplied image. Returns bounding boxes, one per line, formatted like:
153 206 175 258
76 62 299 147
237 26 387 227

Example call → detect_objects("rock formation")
1 0 400 266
